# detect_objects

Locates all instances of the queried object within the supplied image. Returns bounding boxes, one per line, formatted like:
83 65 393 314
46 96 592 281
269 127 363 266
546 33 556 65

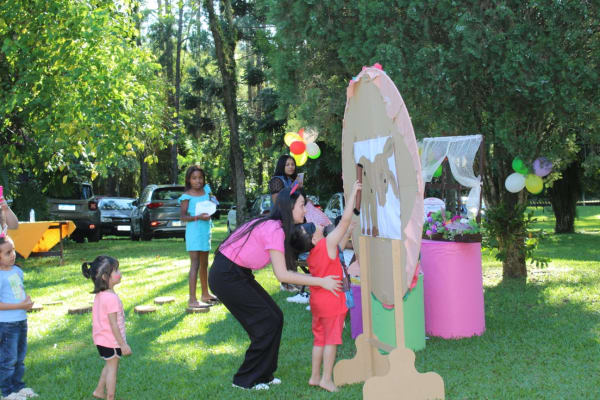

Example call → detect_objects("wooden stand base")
334 334 444 399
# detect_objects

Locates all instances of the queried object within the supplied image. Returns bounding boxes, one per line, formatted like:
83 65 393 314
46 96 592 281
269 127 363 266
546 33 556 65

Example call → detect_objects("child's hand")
351 180 362 197
0 197 8 210
348 220 357 233
122 343 132 356
320 275 342 295
21 296 33 311
199 213 210 221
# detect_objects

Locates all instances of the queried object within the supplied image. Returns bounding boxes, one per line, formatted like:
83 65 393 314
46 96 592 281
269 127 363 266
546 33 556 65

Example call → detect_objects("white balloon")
303 128 319 144
505 172 526 193
306 142 320 157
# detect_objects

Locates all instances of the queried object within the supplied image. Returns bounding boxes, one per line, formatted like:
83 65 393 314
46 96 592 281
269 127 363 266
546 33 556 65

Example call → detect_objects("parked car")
47 182 101 243
98 197 135 237
324 192 344 224
130 185 186 241
227 194 272 233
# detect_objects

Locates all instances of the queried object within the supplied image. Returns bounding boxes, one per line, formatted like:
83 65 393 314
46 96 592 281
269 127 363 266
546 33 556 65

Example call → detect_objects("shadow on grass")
417 277 600 399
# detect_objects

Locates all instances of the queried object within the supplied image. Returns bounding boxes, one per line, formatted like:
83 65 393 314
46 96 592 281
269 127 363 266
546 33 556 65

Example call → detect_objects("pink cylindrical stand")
420 239 485 339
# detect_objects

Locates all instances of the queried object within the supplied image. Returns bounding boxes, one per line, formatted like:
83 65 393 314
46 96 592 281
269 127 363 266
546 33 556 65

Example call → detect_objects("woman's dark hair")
184 165 206 191
82 256 119 293
218 187 304 270
273 155 298 181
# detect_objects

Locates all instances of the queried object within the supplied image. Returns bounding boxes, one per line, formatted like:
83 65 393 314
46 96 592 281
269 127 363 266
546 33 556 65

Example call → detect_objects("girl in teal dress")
178 166 218 307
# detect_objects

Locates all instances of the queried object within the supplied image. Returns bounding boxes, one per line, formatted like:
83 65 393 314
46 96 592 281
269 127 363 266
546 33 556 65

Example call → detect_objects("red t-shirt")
307 238 347 318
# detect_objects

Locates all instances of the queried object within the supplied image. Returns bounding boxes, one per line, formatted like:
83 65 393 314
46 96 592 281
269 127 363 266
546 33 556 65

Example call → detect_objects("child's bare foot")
319 379 338 392
92 390 104 399
308 376 320 386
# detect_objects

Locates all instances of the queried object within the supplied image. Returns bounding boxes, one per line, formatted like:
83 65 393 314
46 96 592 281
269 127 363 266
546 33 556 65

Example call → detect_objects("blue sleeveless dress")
178 185 212 252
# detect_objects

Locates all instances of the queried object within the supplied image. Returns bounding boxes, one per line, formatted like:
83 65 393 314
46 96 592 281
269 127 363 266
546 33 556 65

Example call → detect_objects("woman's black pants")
208 251 284 388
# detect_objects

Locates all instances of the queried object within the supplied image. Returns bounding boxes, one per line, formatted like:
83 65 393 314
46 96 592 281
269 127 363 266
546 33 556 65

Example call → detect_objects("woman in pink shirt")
82 256 132 400
209 187 342 391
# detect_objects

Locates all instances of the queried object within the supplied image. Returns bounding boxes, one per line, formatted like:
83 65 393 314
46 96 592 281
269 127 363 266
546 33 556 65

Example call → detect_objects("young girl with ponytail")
82 256 131 400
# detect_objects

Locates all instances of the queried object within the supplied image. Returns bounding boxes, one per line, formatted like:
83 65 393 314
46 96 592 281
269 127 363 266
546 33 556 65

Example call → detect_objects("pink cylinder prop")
420 239 485 338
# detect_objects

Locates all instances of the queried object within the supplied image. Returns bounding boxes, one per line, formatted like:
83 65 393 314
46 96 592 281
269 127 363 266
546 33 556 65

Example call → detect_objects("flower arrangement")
423 210 481 242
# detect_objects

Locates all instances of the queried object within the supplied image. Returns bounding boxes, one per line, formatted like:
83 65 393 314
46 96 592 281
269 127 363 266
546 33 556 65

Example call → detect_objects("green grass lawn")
17 207 600 399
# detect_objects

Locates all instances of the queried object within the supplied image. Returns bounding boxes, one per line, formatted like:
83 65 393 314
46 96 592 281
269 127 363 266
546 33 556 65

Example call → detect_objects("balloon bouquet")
284 128 321 166
505 157 553 194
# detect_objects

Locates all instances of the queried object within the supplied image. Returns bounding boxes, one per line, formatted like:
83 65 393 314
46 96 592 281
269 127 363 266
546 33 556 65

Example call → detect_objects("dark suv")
129 185 186 241
47 182 102 243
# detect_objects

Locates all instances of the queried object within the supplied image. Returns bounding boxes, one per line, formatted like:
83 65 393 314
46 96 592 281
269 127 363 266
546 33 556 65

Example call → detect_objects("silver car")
227 194 272 233
130 185 186 241
324 192 344 224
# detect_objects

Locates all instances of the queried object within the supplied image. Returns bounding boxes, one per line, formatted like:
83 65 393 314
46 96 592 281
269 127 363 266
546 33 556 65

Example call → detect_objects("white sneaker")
17 388 38 398
232 383 270 390
268 377 282 385
3 393 26 400
286 292 309 304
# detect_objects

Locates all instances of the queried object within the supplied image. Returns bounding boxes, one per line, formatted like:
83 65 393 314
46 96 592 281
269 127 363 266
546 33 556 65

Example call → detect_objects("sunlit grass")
18 209 600 399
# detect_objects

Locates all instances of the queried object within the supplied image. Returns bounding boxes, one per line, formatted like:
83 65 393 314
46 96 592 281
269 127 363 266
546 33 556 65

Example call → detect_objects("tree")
203 0 247 223
0 0 166 197
259 0 600 279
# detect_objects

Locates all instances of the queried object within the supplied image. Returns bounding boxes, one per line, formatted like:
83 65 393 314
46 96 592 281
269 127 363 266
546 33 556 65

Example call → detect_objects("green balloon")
433 164 442 178
307 148 320 159
512 158 528 175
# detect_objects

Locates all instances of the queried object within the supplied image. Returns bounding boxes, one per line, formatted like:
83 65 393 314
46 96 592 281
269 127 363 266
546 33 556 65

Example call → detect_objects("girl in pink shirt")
209 187 342 391
82 256 131 400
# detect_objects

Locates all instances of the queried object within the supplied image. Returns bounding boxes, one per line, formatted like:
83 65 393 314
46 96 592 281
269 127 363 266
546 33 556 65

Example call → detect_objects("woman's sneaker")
232 383 270 390
286 292 309 304
17 389 38 398
3 393 26 400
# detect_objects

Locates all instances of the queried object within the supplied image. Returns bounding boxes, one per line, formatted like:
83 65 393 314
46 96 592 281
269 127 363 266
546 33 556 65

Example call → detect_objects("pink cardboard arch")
343 66 423 303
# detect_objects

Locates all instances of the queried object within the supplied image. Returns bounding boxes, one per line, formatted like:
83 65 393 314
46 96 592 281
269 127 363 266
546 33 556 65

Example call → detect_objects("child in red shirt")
291 181 360 392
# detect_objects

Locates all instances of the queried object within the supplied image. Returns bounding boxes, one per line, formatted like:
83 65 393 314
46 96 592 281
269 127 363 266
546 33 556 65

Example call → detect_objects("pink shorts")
312 313 346 346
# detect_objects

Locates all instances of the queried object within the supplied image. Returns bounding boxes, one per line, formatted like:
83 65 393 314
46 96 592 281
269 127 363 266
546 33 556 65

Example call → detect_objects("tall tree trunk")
163 0 177 183
482 141 528 280
172 0 183 184
549 157 582 233
203 0 247 224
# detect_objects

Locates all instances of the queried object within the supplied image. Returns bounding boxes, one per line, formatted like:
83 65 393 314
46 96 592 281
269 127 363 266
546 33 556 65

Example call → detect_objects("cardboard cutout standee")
334 66 444 399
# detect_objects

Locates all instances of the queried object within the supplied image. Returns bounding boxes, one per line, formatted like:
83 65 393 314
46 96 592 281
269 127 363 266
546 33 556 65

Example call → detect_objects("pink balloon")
533 157 552 177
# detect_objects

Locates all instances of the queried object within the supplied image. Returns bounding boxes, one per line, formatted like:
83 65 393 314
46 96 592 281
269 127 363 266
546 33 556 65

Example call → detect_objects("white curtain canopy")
419 135 483 216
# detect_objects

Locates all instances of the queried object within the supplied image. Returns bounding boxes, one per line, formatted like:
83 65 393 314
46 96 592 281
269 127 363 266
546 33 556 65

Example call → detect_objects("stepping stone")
68 305 92 315
134 305 157 314
186 306 210 314
28 303 44 313
42 300 63 306
154 296 175 305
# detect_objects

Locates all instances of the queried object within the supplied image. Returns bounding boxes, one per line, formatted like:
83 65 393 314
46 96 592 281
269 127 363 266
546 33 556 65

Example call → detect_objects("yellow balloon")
291 151 308 167
525 174 543 194
284 132 302 146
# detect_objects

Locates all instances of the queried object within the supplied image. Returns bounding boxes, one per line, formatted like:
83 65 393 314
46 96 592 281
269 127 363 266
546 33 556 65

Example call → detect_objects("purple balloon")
533 157 552 177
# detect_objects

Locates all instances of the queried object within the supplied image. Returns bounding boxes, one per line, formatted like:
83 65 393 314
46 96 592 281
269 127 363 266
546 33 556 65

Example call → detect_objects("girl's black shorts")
96 345 122 360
